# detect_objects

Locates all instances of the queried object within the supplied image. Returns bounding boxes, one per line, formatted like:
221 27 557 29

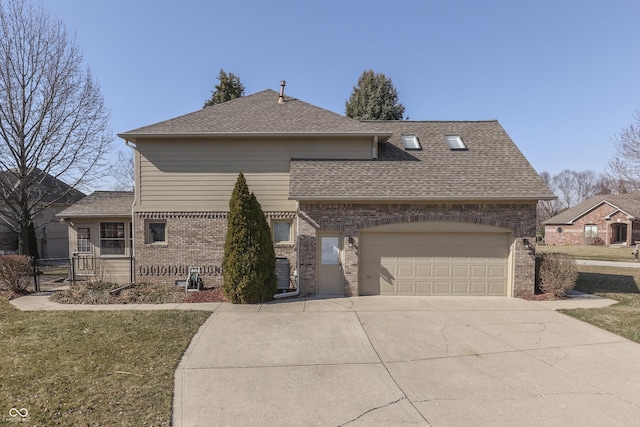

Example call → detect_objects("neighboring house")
543 193 640 246
56 191 134 283
104 85 554 297
0 169 85 258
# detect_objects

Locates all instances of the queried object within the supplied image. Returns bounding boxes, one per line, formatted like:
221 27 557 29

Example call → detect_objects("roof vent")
278 80 286 104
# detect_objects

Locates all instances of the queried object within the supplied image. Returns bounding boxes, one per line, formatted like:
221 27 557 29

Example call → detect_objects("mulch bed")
0 289 28 301
184 287 228 303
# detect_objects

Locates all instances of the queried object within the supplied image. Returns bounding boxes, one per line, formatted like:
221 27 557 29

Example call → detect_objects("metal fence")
33 257 70 292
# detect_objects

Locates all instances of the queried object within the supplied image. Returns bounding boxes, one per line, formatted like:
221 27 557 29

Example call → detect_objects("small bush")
591 237 605 246
0 255 33 293
537 253 578 298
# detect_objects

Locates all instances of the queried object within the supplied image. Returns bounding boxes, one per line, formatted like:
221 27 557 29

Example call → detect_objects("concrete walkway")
577 259 640 268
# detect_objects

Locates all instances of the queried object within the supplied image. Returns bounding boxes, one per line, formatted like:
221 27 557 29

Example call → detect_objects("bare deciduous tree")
537 169 607 230
552 169 598 210
0 0 112 256
111 150 134 191
537 171 562 227
608 111 640 191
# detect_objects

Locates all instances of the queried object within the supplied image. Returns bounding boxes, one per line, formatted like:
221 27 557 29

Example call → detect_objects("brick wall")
134 211 297 287
133 203 538 298
298 202 537 297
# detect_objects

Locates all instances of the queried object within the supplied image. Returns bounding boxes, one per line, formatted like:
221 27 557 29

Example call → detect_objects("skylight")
445 135 467 150
401 134 421 150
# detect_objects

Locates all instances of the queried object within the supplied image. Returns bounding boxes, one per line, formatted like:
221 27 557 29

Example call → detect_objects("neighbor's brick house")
60 85 554 297
543 193 640 246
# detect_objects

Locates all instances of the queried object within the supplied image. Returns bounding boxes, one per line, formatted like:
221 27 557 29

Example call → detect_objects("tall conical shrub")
222 172 276 303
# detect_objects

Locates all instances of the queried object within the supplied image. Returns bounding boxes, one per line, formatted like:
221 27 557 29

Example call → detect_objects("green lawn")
537 244 637 262
560 265 640 344
0 300 209 426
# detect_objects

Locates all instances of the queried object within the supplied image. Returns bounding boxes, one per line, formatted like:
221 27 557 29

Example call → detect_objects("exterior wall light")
348 237 355 248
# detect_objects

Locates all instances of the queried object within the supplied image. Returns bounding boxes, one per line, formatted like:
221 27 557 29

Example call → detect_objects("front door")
617 224 628 243
317 234 343 294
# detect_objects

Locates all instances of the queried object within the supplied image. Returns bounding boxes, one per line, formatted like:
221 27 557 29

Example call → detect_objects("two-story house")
60 84 554 297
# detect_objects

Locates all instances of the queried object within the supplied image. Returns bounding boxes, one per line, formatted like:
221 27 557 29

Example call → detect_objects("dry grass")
537 244 637 262
560 265 640 344
0 298 210 425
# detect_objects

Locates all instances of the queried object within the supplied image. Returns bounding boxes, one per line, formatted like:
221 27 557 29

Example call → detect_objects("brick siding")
298 202 537 297
133 203 537 298
134 211 297 288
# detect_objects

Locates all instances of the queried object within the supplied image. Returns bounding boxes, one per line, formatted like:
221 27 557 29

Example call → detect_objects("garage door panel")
470 265 487 277
470 281 487 294
433 281 451 294
359 230 510 296
489 281 506 294
416 265 431 276
416 281 431 294
397 281 414 294
397 265 414 277
489 265 506 277
433 265 451 278
452 265 469 277
452 282 469 294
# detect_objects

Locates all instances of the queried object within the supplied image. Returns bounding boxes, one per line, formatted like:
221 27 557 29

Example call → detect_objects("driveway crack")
354 311 432 425
337 397 405 426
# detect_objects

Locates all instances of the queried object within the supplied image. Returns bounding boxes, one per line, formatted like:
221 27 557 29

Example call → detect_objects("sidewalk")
576 259 640 268
9 292 221 312
9 290 617 312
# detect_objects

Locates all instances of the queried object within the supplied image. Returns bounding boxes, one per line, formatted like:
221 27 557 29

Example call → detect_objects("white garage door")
359 229 511 296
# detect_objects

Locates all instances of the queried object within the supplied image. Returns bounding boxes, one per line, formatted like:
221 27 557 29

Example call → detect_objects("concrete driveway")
173 296 640 426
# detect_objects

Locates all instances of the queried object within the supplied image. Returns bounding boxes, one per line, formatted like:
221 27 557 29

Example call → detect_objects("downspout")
125 139 137 283
372 136 378 159
274 200 301 299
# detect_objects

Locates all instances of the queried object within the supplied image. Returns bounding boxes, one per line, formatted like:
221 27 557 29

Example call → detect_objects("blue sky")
42 0 640 189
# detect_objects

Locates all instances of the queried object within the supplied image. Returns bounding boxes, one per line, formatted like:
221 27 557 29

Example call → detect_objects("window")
401 134 421 150
146 221 166 244
100 222 125 255
585 224 598 244
445 135 467 150
77 227 91 253
273 220 292 243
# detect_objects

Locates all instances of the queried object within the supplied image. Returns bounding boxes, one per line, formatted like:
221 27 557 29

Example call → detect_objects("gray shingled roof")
118 88 553 202
56 191 133 217
118 89 389 138
0 168 85 204
290 121 555 201
543 193 640 224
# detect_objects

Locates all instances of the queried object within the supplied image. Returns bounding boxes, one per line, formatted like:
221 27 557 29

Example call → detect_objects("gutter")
273 201 301 299
117 131 393 142
289 195 558 202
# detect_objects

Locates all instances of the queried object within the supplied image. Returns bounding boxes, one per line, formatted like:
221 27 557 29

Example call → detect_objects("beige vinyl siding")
136 137 373 212
68 217 133 284
73 256 131 284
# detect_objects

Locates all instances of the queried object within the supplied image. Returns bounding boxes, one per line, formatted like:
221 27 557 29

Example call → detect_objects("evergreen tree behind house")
203 69 246 108
345 70 405 120
222 172 277 303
